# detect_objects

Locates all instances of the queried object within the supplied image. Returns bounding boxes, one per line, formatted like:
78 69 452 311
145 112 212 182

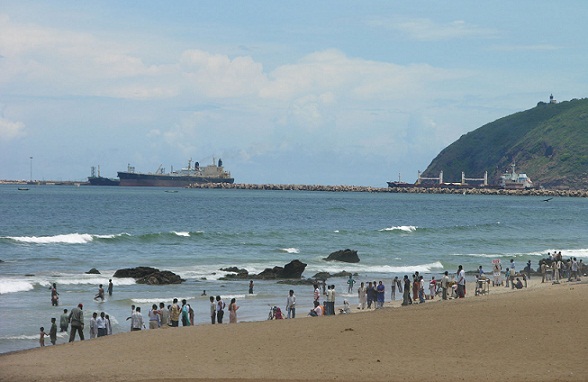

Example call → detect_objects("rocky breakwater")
188 182 588 197
220 260 307 280
113 266 184 285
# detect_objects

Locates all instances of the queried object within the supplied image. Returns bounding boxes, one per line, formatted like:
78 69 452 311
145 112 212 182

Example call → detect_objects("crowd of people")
41 279 241 347
41 254 584 347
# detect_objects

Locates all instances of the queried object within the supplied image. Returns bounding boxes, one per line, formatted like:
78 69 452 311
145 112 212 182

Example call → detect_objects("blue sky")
1 1 586 185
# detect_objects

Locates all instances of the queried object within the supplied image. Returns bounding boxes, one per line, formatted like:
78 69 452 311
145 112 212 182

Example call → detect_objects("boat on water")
88 166 120 186
117 158 234 187
500 163 533 189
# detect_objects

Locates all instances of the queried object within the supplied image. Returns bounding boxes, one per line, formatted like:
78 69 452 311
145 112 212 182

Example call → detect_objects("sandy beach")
1 278 587 382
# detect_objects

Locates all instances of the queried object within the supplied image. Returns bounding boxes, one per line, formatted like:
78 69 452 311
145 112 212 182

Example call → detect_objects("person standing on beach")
181 299 190 326
39 327 48 347
365 282 373 309
228 298 239 323
357 282 367 309
326 285 333 315
170 299 181 327
209 296 216 324
216 296 225 324
68 303 84 342
105 314 112 335
456 265 466 298
286 289 296 318
376 281 385 308
248 280 254 294
148 304 160 329
313 284 320 303
107 279 113 296
59 309 69 332
126 305 136 331
391 277 399 301
441 271 450 300
159 302 169 327
130 307 144 331
89 312 98 339
429 276 437 300
418 276 426 303
96 312 107 337
401 275 411 306
331 285 336 315
50 283 59 306
493 261 502 286
347 275 355 293
49 317 57 345
412 275 419 302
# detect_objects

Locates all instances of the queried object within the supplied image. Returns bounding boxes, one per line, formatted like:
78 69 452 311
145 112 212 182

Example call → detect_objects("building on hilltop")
549 93 558 104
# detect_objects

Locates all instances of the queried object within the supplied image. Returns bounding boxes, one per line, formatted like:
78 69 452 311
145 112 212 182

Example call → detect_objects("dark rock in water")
219 267 249 280
332 270 352 277
86 268 101 274
312 271 331 280
278 278 317 285
114 267 184 285
220 267 248 274
222 260 307 280
136 270 183 285
281 259 307 278
324 249 360 263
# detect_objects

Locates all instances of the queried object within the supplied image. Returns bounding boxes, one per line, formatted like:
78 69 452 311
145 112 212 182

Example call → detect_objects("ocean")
1 184 587 354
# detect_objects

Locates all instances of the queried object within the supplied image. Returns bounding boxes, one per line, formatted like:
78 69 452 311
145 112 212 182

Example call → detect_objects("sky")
1 1 587 186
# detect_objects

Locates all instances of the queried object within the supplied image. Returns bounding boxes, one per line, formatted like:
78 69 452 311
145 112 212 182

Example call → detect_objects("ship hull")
88 177 120 186
117 172 234 187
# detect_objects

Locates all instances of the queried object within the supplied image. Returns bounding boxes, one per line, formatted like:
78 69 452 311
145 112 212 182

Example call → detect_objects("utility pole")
29 156 33 182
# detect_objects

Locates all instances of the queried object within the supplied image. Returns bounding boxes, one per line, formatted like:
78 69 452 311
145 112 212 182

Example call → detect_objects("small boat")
164 190 178 193
18 187 29 191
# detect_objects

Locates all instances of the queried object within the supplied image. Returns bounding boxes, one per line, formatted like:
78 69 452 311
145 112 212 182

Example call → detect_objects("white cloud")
368 17 498 41
0 117 25 141
489 44 559 52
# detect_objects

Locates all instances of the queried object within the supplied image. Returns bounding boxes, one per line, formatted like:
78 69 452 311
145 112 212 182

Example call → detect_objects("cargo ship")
88 166 120 186
117 158 234 187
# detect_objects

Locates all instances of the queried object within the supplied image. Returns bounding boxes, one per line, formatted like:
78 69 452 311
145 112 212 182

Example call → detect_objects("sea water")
1 184 587 353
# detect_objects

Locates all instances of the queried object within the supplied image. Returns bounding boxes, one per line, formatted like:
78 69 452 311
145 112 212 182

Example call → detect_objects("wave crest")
379 226 417 233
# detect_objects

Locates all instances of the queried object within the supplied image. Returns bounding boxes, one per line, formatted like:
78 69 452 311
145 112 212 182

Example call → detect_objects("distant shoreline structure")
1 180 586 197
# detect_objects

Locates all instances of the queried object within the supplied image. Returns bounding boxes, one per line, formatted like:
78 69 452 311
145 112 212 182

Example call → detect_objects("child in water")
39 327 48 347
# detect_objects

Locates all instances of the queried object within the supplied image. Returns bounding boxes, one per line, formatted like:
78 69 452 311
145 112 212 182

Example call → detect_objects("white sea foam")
280 248 300 254
3 232 131 244
6 233 95 244
0 280 35 294
172 231 190 237
305 261 444 275
379 225 417 233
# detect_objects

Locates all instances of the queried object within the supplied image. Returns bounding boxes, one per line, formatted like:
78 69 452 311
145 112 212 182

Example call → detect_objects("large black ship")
117 158 234 187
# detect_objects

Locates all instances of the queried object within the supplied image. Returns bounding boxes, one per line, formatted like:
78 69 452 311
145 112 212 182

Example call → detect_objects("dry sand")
1 279 587 382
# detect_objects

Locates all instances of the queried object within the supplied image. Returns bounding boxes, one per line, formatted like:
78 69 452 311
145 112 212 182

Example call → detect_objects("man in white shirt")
131 307 144 331
456 265 466 298
96 311 107 337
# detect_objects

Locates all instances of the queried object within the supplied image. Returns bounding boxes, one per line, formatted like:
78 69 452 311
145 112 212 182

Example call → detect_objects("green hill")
422 97 588 189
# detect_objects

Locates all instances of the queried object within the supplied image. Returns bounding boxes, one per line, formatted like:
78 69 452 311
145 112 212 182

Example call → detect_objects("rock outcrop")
113 267 183 285
221 260 307 280
324 249 360 263
85 268 100 274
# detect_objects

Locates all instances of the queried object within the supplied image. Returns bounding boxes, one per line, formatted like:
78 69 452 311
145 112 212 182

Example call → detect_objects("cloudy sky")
1 1 586 185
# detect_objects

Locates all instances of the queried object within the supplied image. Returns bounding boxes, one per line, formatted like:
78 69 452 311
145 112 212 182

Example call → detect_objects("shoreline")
2 277 587 382
2 181 588 197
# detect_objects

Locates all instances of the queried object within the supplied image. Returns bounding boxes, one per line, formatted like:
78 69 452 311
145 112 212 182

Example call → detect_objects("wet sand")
1 278 587 382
